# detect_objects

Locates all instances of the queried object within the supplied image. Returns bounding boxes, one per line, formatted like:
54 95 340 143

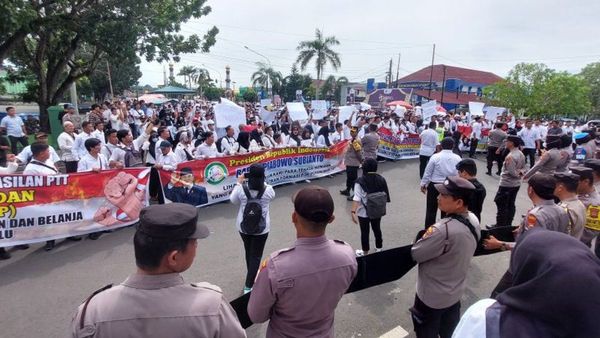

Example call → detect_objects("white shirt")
109 133 149 166
101 142 119 161
352 183 369 218
17 145 60 164
174 143 195 163
471 121 482 139
152 137 170 164
195 142 221 158
261 135 276 149
451 299 497 338
518 127 541 149
0 161 18 174
300 139 314 147
92 130 106 144
110 113 128 131
331 131 343 144
73 131 96 160
419 128 440 156
421 149 461 186
220 136 239 155
534 124 548 141
343 125 352 140
230 183 276 235
316 134 330 147
0 115 25 137
57 132 77 161
156 150 179 171
23 159 59 175
102 109 111 123
77 153 109 172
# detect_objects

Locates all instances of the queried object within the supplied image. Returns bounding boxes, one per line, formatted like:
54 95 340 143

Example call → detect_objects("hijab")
493 228 600 338
250 129 264 147
247 163 265 191
355 158 390 200
289 127 301 146
237 131 250 151
318 126 331 147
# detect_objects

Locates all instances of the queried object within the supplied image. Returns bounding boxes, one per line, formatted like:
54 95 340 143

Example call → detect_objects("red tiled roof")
412 90 484 105
398 64 503 85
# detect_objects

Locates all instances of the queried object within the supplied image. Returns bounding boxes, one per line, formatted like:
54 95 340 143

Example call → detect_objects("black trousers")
425 182 446 228
8 135 28 155
495 186 520 228
419 155 431 179
346 166 359 191
469 138 479 157
64 161 78 173
239 232 269 288
522 148 536 168
410 294 461 338
486 146 503 173
491 270 513 298
358 216 382 251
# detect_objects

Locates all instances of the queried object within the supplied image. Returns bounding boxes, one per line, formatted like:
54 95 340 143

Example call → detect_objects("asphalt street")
0 157 532 338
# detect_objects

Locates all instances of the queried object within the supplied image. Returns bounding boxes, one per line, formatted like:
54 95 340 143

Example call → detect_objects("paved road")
0 157 531 337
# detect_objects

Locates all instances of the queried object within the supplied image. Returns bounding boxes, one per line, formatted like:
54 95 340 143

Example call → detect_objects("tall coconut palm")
178 65 197 89
296 29 341 99
320 75 348 101
251 62 283 98
191 68 212 97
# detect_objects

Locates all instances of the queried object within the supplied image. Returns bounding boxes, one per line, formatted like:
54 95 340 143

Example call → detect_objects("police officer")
571 166 600 257
248 186 358 337
583 158 600 192
485 173 571 296
486 122 507 175
70 203 246 338
492 135 525 228
522 136 564 179
411 176 480 338
553 172 586 240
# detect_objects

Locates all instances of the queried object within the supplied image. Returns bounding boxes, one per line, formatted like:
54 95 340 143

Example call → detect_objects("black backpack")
240 183 266 234
360 183 388 219
216 136 225 153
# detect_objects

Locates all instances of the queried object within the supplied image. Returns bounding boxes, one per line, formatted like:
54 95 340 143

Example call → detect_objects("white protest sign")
311 100 327 119
422 100 438 121
214 98 245 128
259 107 276 125
485 106 505 121
286 102 308 121
469 101 485 116
338 105 357 124
260 99 272 107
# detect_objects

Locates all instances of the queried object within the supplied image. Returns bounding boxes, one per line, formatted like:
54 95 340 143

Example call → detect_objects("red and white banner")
0 168 150 247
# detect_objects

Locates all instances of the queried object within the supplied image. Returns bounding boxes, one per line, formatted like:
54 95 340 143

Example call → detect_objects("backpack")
240 183 266 234
360 183 388 219
123 147 144 167
216 136 225 153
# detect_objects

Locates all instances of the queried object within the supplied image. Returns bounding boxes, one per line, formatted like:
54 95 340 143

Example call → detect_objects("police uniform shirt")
518 199 571 235
411 212 481 309
499 148 525 188
487 128 507 148
71 273 246 338
577 190 600 246
558 197 586 240
248 236 357 338
523 148 563 179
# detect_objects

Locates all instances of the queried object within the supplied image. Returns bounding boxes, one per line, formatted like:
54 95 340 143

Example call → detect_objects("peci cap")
554 172 580 187
35 132 48 139
137 203 209 240
570 166 594 182
293 185 334 223
434 176 475 196
159 140 172 148
506 135 522 146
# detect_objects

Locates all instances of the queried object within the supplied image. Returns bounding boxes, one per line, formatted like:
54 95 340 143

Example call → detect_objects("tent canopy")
151 86 196 94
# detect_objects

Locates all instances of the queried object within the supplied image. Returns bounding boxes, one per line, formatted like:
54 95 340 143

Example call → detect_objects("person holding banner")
174 130 195 162
316 126 332 148
109 124 151 168
219 126 239 155
287 126 302 147
195 132 222 159
340 127 363 201
77 138 109 172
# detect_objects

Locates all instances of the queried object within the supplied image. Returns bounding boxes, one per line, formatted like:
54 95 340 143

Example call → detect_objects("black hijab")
494 228 600 338
250 129 264 147
318 126 331 147
355 158 390 201
289 128 301 146
237 131 250 150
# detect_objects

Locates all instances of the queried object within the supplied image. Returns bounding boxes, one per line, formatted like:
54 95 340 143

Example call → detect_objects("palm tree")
251 62 283 98
320 75 349 101
191 68 212 98
296 29 341 99
178 66 197 89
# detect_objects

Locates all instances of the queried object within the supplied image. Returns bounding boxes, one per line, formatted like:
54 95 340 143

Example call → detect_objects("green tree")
204 87 224 101
251 62 283 98
281 65 314 102
192 68 212 98
86 55 142 101
178 65 198 89
320 75 348 101
1 0 219 132
243 88 258 103
537 72 591 118
579 62 600 114
296 29 341 99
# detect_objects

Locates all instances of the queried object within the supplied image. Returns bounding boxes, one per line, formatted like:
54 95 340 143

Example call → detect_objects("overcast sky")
138 0 600 88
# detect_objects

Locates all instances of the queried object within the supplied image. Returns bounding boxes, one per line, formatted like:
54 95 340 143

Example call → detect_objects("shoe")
485 171 492 176
375 248 383 253
243 287 252 294
340 189 350 196
355 249 365 257
0 248 11 260
485 224 496 230
88 233 101 240
14 244 29 250
44 240 55 251
304 179 311 183
496 171 501 176
67 236 82 241
347 195 354 201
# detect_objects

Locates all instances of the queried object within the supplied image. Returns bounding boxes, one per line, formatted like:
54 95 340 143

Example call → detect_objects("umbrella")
385 100 413 109
436 105 447 113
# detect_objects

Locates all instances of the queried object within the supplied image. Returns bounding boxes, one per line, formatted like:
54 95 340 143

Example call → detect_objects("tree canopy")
251 62 283 98
579 62 600 115
296 29 341 99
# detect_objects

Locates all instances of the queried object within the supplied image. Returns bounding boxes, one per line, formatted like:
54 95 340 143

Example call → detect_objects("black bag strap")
449 214 479 247
242 183 266 201
79 284 112 329
30 160 58 173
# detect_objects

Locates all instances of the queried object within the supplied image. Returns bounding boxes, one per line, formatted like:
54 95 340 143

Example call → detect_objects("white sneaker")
355 249 364 257
375 248 383 253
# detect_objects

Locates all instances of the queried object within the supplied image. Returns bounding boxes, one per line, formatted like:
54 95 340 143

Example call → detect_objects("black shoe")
485 224 497 230
88 233 101 240
44 240 55 251
347 195 354 201
340 189 350 196
0 248 10 260
496 171 501 176
14 244 29 250
67 236 82 241
485 171 492 176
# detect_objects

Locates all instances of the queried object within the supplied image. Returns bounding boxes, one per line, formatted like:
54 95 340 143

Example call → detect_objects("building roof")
412 90 484 105
397 64 503 85
151 85 196 94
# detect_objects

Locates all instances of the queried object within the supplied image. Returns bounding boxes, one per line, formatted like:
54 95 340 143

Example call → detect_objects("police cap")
528 173 557 200
506 135 522 146
434 176 475 196
570 166 594 182
137 203 209 240
293 185 334 223
584 159 600 174
553 172 580 188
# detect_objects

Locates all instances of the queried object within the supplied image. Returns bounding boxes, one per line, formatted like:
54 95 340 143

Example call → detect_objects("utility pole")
106 61 114 101
388 58 393 88
440 65 447 105
427 43 436 98
395 53 401 86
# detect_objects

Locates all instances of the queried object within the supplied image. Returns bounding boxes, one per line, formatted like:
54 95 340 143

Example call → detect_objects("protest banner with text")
376 129 420 160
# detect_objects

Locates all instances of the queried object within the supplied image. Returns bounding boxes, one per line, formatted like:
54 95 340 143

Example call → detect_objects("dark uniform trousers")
410 294 460 338
486 146 503 174
419 155 431 179
345 166 359 191
425 182 447 228
522 148 536 168
469 138 479 157
494 186 520 227
9 135 28 155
